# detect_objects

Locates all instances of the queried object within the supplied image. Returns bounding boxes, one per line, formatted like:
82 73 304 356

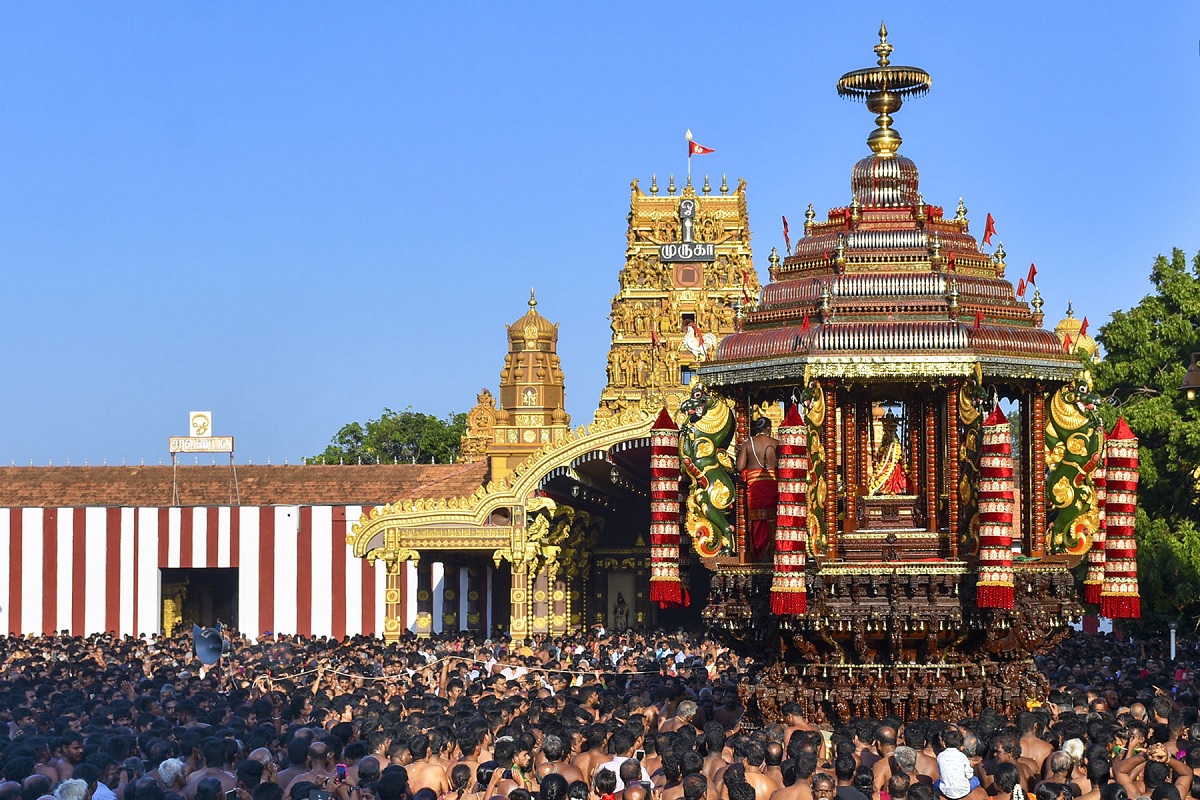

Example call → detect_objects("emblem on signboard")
190 411 212 437
660 198 715 263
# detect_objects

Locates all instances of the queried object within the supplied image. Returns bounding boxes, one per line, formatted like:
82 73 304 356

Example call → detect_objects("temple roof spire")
837 23 932 159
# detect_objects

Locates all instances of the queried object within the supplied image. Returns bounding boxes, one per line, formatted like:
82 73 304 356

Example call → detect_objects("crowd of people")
1 625 1197 800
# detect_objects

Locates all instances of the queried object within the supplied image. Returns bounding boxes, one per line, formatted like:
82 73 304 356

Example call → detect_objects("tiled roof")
0 463 489 508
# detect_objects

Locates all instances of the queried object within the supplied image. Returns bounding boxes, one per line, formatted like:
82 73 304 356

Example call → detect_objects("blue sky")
3 4 1199 466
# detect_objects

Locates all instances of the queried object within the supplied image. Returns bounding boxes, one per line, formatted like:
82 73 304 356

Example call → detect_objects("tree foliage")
310 407 466 465
1134 512 1200 621
1092 248 1200 623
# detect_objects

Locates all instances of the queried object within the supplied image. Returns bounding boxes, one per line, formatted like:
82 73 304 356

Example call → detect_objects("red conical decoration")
1101 418 1140 619
976 405 1015 609
1083 462 1107 605
771 403 808 614
649 407 683 606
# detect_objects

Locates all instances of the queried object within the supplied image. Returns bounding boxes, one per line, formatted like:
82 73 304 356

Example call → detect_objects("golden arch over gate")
346 407 655 640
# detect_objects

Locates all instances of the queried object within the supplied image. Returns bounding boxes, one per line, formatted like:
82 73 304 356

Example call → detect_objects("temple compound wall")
0 502 510 640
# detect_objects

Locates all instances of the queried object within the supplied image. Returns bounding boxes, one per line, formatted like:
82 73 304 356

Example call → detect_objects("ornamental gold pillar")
1030 385 1048 557
823 381 839 554
381 550 420 644
383 563 404 643
568 572 583 632
509 564 530 639
734 393 751 560
908 400 922 499
508 506 530 638
531 566 550 635
844 393 859 533
551 572 569 636
924 398 938 532
947 381 961 556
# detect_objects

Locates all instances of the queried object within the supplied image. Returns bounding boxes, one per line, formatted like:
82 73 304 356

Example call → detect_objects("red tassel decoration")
649 408 683 606
1083 462 1107 605
1101 418 1140 619
976 405 1015 609
771 405 808 614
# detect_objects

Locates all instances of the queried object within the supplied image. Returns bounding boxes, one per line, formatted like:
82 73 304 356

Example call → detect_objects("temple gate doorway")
160 567 238 636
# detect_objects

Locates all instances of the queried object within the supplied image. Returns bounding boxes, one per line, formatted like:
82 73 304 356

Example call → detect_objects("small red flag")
1016 278 1027 298
982 213 997 246
974 310 984 329
947 251 956 272
1027 263 1037 285
1080 316 1089 337
688 140 714 157
800 311 811 333
651 328 663 349
1063 334 1073 353
782 215 791 253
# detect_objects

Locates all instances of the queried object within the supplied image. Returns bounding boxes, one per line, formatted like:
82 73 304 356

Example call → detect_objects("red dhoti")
743 468 778 562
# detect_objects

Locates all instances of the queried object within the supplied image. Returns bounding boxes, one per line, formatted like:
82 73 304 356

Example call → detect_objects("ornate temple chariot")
646 26 1143 724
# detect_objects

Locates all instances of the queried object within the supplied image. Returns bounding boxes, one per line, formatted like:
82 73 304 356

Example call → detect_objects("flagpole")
685 129 693 180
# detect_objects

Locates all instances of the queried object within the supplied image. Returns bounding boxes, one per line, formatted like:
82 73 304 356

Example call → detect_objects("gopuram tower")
596 174 759 421
652 26 1143 723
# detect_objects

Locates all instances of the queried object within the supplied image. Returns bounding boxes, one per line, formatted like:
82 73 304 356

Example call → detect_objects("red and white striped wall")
0 505 390 638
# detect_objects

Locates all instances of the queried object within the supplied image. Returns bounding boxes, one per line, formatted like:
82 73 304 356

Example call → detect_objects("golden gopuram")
346 25 1141 722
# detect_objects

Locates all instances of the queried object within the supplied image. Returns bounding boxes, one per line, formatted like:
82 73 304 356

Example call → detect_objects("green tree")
311 407 466 465
1092 248 1200 623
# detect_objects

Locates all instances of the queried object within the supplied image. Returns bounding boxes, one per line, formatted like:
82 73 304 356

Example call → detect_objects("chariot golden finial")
837 24 931 159
650 174 659 195
529 288 537 309
874 21 893 67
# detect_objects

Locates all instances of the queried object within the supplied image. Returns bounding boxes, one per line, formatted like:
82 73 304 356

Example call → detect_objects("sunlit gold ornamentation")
1051 476 1074 508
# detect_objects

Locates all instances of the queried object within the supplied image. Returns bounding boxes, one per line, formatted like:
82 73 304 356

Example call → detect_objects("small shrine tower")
460 292 572 479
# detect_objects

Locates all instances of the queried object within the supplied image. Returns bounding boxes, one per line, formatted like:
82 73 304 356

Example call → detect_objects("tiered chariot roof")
702 25 1080 386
